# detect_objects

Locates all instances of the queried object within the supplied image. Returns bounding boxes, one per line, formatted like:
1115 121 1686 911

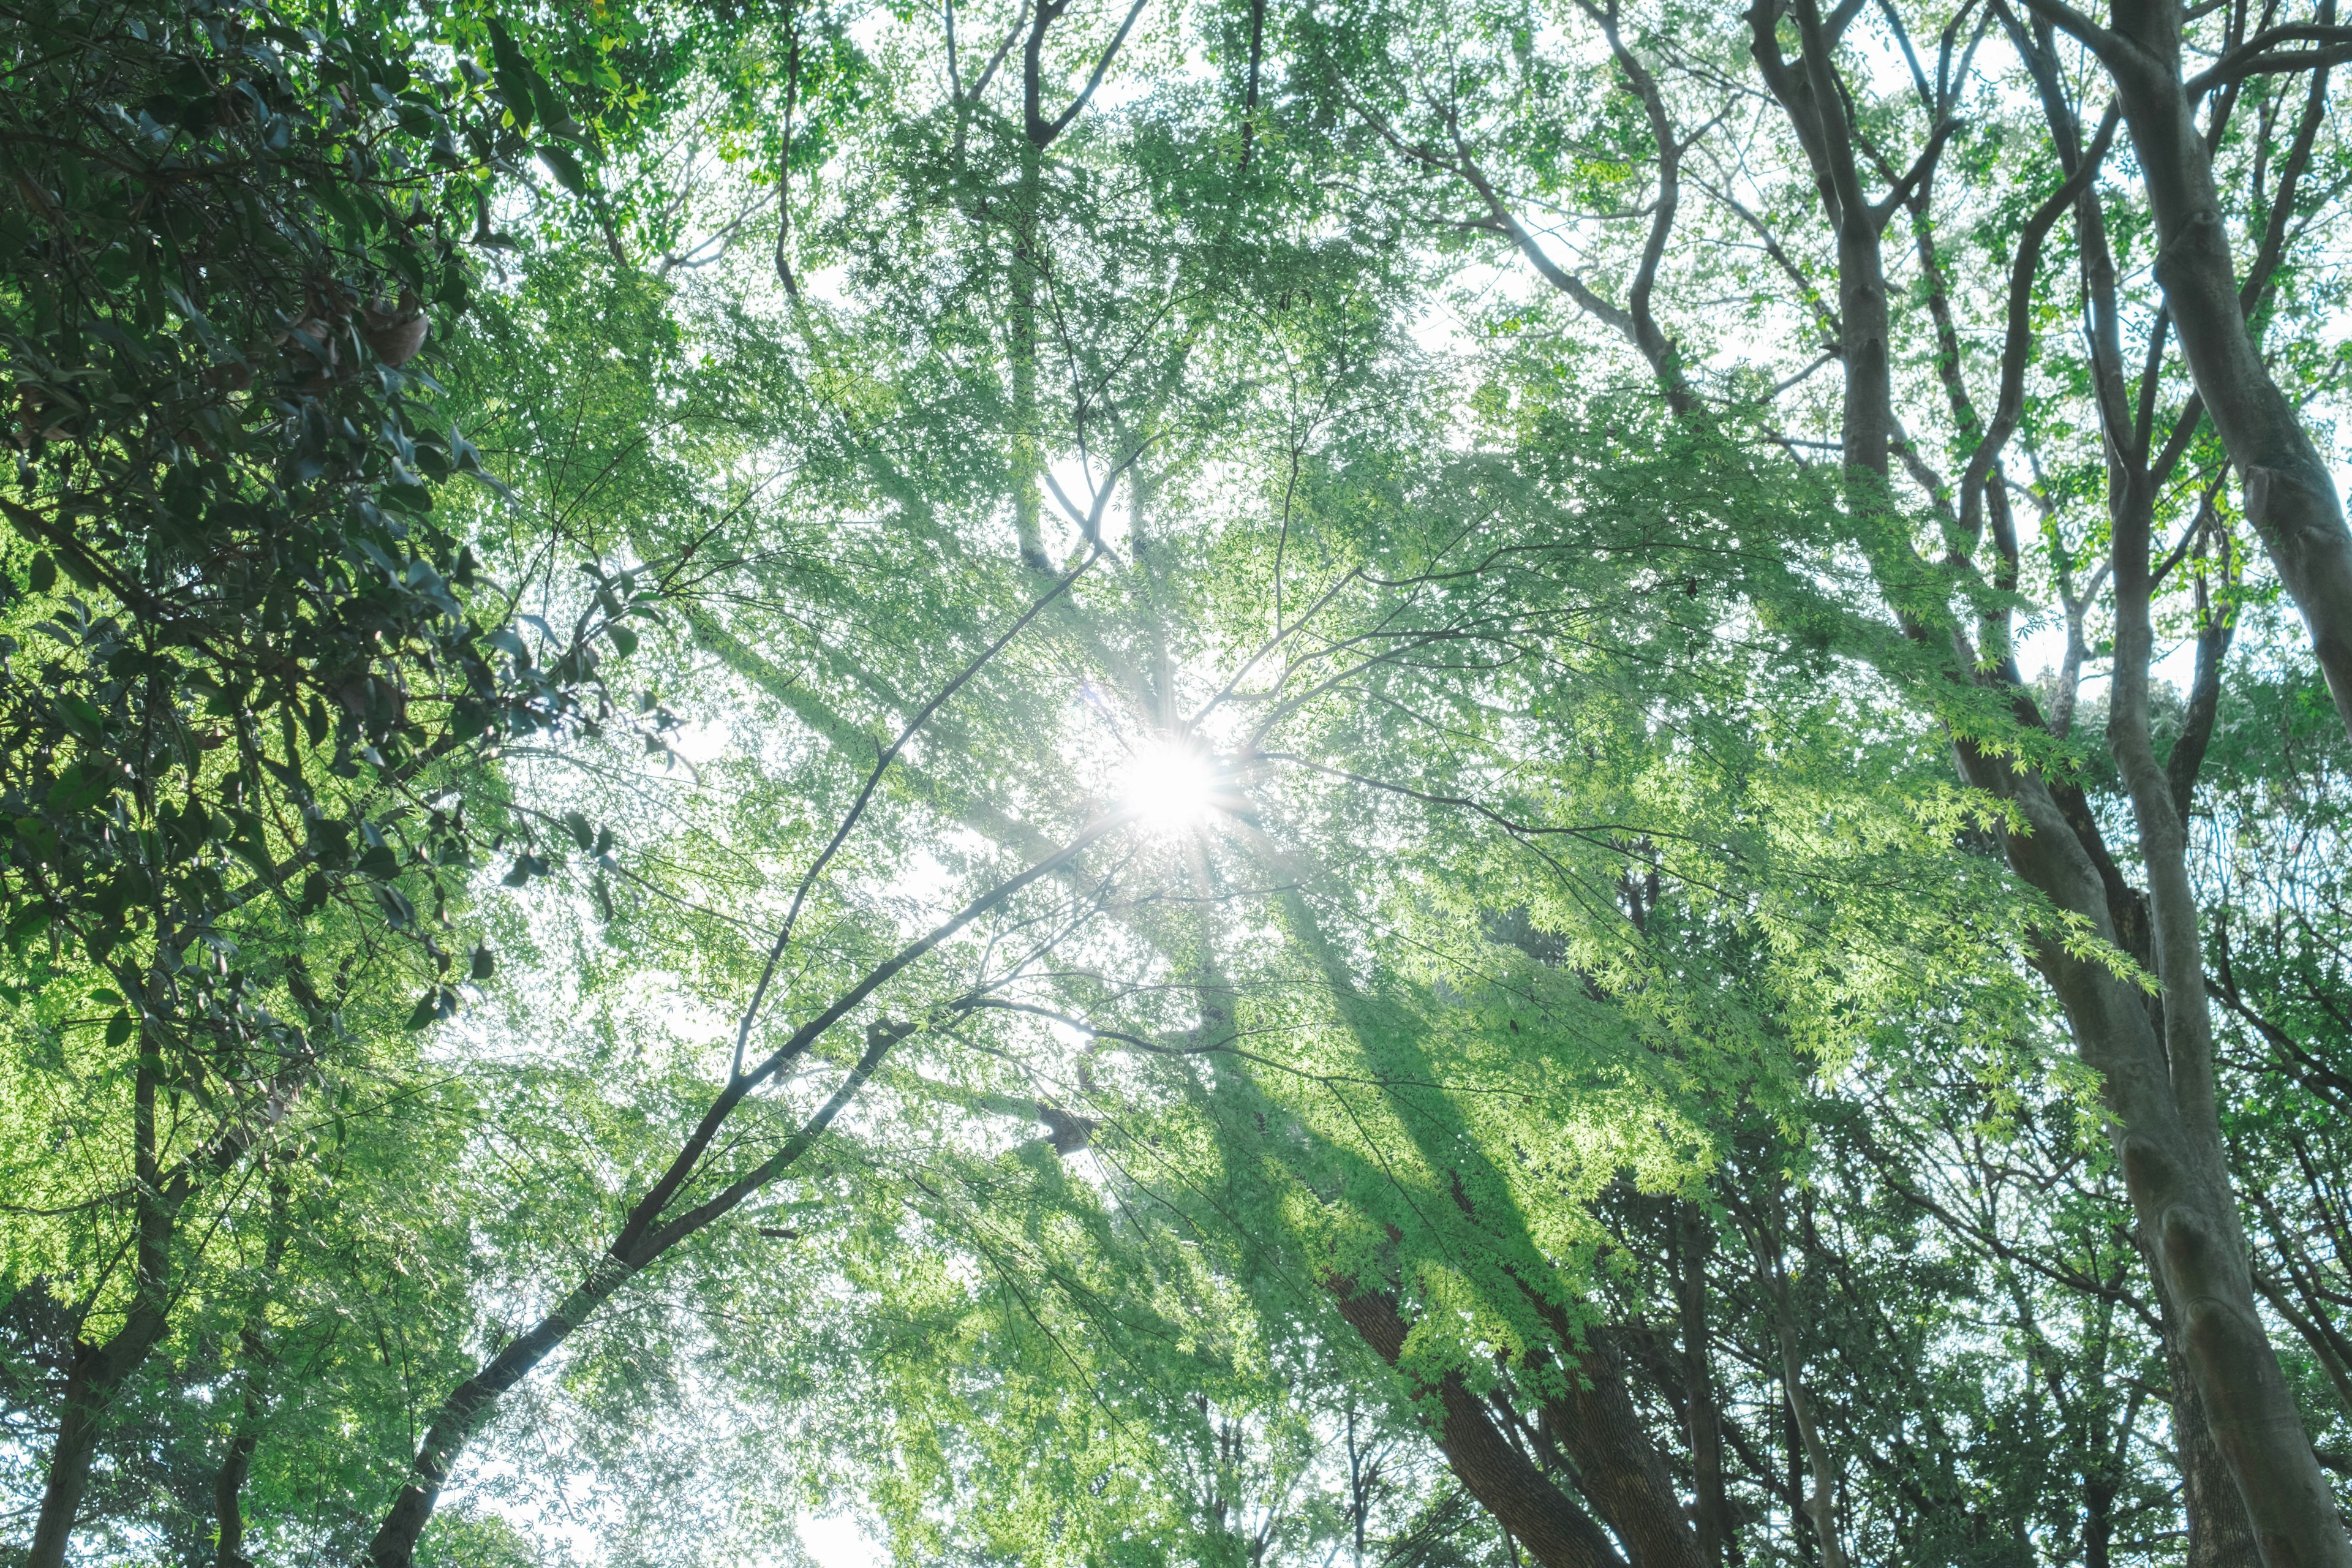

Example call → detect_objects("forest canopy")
4 0 2352 1566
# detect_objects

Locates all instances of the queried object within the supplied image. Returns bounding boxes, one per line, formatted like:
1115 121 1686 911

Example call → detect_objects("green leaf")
28 553 56 593
13 816 59 862
470 944 496 981
105 1009 134 1049
4 904 48 952
55 760 113 813
485 19 537 137
537 145 589 194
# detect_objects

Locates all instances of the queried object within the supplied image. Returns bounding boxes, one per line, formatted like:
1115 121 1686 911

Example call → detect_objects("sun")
1118 736 1222 836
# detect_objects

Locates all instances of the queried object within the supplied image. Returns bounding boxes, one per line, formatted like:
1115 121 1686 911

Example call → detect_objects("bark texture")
2067 0 2352 739
1673 1205 1729 1568
1739 5 2346 1559
1330 1281 1627 1568
28 1039 303 1568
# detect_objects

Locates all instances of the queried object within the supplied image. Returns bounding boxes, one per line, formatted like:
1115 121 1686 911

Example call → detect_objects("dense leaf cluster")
5 1 2352 1566
0 0 655 1039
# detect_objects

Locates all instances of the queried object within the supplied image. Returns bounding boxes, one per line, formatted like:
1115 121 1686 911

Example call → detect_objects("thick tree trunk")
1330 1281 1628 1568
2167 1335 2266 1568
1959 750 2349 1568
2087 1474 2115 1568
1535 1335 1708 1568
26 1309 172 1568
2090 0 2352 740
1283 889 1700 1568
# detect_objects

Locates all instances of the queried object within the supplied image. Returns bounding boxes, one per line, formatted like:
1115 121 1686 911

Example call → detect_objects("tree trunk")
2167 1335 2266 1568
1997 17 2309 1558
1747 3 2345 1558
1329 1281 1629 1568
26 1308 172 1568
214 1418 261 1568
1535 1333 1709 1568
28 1038 173 1568
366 1256 637 1568
1673 1204 1730 1568
1959 749 2348 1568
214 1175 292 1568
366 1005 932 1566
1280 887 1700 1568
1009 140 1050 571
2106 450 2312 1568
1759 1255 1846 1568
2092 0 2352 741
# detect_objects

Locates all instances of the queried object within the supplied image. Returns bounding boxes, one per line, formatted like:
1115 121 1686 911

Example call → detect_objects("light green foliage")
7 1 2351 1566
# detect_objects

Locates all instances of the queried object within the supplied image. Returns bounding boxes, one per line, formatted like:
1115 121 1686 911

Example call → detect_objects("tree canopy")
6 1 2352 1566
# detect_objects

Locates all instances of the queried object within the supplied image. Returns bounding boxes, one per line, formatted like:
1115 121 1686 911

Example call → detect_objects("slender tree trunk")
214 1415 262 1568
367 1009 926 1567
369 1022 943 1568
1754 1187 1847 1568
1750 4 2343 1558
1239 0 1265 166
2108 454 2293 1568
214 1175 293 1568
2000 19 2291 1558
366 1255 637 1568
1674 1203 1729 1568
1345 1403 1368 1568
1961 750 2345 1568
1769 1310 1844 1568
26 1062 301 1567
28 1309 172 1568
1784 1402 1812 1566
1009 140 1050 571
29 1033 172 1568
2035 8 2348 1555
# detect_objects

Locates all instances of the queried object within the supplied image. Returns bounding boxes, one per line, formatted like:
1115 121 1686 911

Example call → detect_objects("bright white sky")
800 1510 884 1568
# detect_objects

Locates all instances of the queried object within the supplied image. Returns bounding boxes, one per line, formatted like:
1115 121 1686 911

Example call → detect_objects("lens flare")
1118 738 1220 836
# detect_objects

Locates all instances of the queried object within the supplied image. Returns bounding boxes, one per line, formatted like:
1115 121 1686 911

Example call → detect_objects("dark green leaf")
537 144 589 194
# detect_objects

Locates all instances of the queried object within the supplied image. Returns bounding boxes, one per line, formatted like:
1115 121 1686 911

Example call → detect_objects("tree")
9 0 2352 1564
